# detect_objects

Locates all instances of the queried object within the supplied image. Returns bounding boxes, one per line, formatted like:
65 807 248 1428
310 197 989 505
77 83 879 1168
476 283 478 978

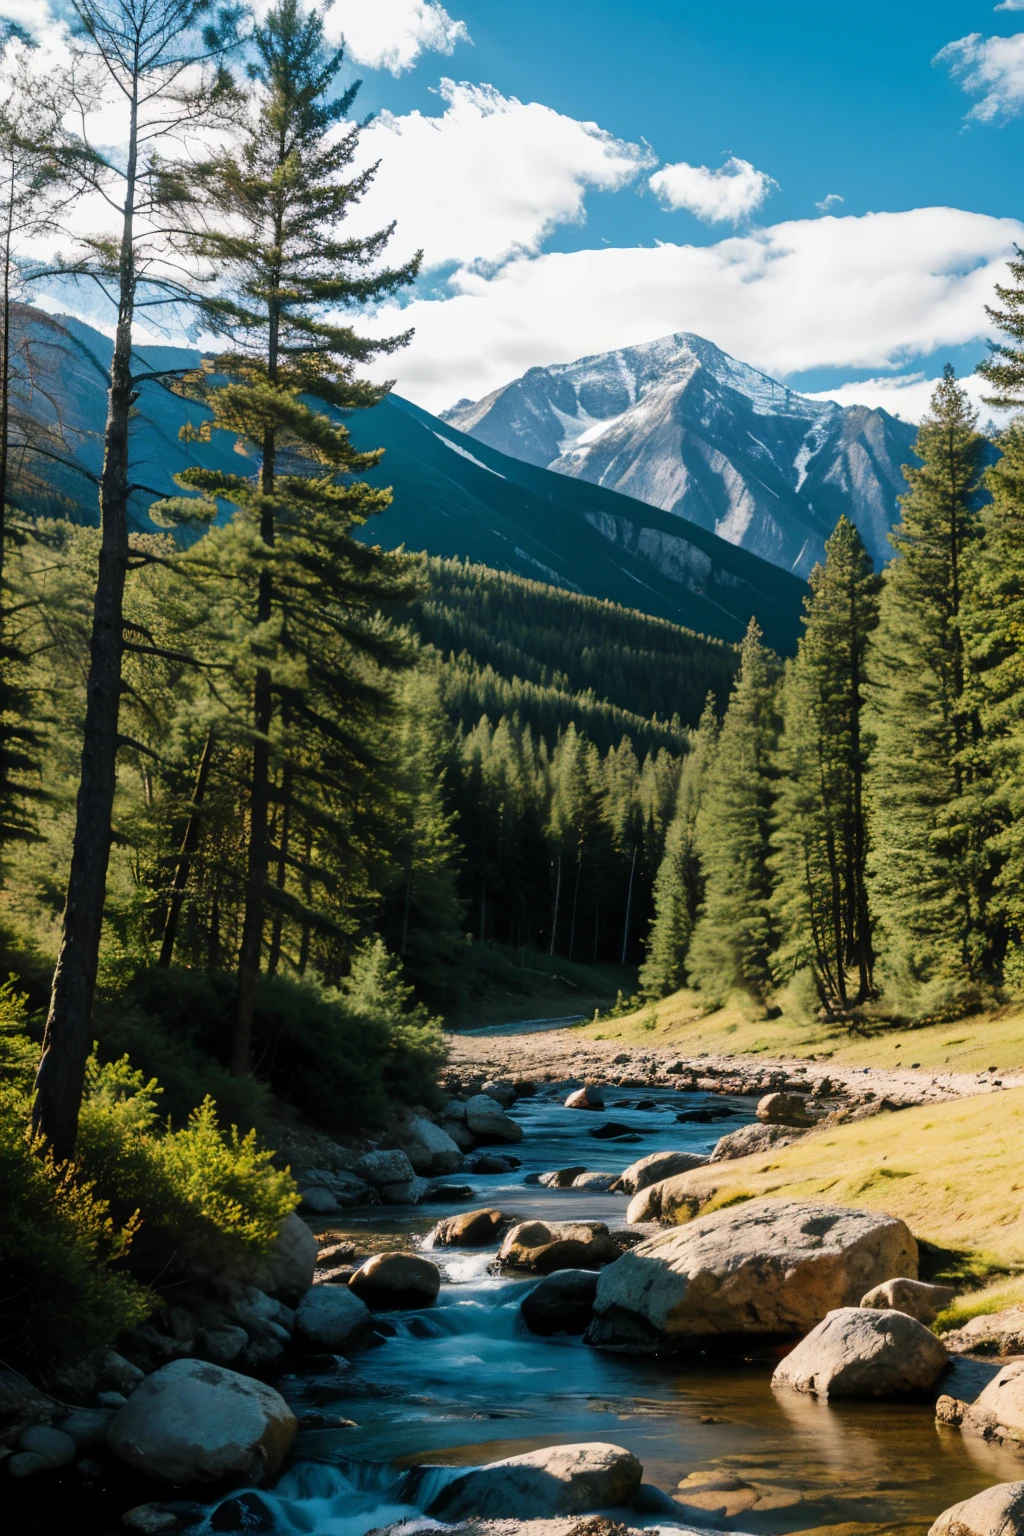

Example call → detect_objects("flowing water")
199 1074 1017 1536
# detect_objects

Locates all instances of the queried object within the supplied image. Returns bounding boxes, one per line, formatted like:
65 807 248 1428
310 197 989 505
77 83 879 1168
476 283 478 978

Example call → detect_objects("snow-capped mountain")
441 334 919 576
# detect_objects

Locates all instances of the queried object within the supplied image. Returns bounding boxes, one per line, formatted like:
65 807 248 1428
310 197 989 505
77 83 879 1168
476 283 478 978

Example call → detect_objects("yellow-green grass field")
661 1088 1024 1307
582 987 1024 1077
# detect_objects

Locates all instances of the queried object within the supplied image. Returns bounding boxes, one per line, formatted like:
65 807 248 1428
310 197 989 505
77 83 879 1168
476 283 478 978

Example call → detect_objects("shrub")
0 1091 150 1367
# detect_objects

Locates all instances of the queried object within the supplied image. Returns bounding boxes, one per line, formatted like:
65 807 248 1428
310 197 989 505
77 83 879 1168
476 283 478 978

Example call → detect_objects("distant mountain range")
441 333 919 576
15 310 808 653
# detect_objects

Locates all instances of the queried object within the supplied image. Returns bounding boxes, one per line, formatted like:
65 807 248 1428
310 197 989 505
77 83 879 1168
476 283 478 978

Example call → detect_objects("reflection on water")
210 1084 1020 1535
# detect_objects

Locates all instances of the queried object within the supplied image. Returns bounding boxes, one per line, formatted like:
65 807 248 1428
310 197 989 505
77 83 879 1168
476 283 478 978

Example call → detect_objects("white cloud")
355 81 655 269
936 30 1024 120
363 207 1022 413
254 0 470 75
995 2 1024 12
804 372 1007 424
649 155 776 223
816 193 844 214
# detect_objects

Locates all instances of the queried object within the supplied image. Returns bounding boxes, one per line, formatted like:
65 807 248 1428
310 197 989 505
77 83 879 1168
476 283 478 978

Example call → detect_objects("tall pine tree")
687 621 779 1002
771 517 879 1010
866 367 991 1003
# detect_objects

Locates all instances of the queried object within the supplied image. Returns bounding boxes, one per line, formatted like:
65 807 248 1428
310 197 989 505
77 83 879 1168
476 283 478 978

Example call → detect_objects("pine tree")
866 367 991 1002
639 694 719 999
169 0 420 1074
687 621 779 1001
771 518 879 1009
975 246 1024 408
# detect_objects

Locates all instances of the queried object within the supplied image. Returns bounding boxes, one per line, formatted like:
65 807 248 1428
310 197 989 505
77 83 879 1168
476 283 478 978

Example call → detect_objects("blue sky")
11 0 1024 417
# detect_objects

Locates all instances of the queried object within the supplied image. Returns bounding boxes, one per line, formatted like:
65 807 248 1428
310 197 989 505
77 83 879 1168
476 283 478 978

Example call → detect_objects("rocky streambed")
9 1063 1024 1536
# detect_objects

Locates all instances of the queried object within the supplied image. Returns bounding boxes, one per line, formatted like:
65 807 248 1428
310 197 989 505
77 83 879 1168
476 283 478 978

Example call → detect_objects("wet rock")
861 1277 956 1325
538 1166 588 1188
928 1481 1024 1536
481 1079 518 1107
710 1122 802 1161
512 1079 538 1098
426 1442 643 1520
315 1264 357 1286
756 1091 816 1127
950 1360 1024 1450
571 1172 618 1191
349 1252 441 1309
9 1452 51 1478
390 1114 465 1177
469 1152 521 1173
565 1086 605 1111
295 1285 372 1350
464 1094 524 1144
499 1220 622 1274
18 1424 77 1468
614 1149 709 1195
675 1107 736 1124
122 1506 182 1535
432 1208 513 1247
59 1407 117 1454
944 1307 1024 1357
588 1123 641 1141
521 1270 600 1336
587 1199 918 1349
107 1360 297 1485
772 1306 948 1398
674 1469 803 1517
208 1491 276 1531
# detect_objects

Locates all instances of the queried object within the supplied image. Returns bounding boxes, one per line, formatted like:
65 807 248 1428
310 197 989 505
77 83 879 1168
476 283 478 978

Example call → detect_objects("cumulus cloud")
995 2 1024 12
250 0 470 75
936 30 1024 120
355 81 655 269
361 207 1022 413
649 155 776 223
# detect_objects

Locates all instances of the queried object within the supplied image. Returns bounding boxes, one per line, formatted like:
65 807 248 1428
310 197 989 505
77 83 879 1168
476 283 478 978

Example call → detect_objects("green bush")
0 1091 150 1367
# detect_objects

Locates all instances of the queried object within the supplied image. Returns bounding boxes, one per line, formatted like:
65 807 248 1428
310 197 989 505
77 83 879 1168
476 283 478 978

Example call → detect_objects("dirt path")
446 1020 1023 1107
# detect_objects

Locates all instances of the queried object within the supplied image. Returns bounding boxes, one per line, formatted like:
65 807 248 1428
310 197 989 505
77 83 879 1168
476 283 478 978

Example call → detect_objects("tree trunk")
266 761 293 977
33 85 139 1160
159 730 215 968
549 852 562 957
620 844 637 966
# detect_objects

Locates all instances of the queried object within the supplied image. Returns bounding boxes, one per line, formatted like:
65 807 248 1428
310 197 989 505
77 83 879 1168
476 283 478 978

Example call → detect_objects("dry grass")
662 1088 1024 1276
582 987 1024 1076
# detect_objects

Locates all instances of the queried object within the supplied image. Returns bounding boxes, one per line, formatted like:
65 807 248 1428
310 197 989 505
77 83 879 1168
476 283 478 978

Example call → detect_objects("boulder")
538 1166 588 1188
521 1270 599 1335
587 1198 918 1350
431 1208 512 1247
59 1407 117 1454
625 1175 704 1224
928 1482 1024 1536
250 1212 318 1303
565 1086 605 1110
589 1122 640 1140
952 1360 1024 1450
571 1172 618 1191
439 1119 476 1152
756 1091 816 1127
18 1424 76 1468
469 1153 520 1173
861 1277 956 1325
464 1094 524 1144
391 1114 465 1177
771 1306 948 1398
106 1360 297 1485
295 1285 372 1350
944 1307 1024 1357
357 1148 417 1189
710 1122 802 1162
481 1079 517 1107
426 1442 643 1520
348 1252 441 1309
498 1220 621 1274
614 1150 709 1195
297 1171 375 1213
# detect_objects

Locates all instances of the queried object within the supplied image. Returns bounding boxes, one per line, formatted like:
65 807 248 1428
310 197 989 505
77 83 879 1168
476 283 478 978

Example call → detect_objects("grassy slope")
665 1089 1024 1279
583 986 1024 1076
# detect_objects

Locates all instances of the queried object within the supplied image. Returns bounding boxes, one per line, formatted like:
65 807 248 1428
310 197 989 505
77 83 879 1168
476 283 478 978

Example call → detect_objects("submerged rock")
521 1270 600 1335
942 1359 1024 1451
928 1481 1024 1536
348 1252 441 1310
860 1277 955 1325
426 1442 643 1520
586 1199 918 1349
613 1149 709 1194
106 1360 296 1485
499 1220 622 1273
538 1166 588 1188
771 1307 948 1398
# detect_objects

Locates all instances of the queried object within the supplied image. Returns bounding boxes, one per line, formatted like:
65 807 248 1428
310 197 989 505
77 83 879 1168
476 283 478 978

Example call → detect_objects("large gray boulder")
464 1094 524 1144
251 1212 317 1303
106 1360 296 1485
614 1149 709 1194
521 1270 599 1336
426 1442 643 1520
943 1360 1024 1451
356 1148 430 1205
928 1482 1024 1536
431 1208 512 1247
756 1091 816 1126
498 1220 621 1274
587 1198 918 1350
391 1115 465 1176
861 1277 955 1325
710 1122 802 1162
348 1252 441 1309
772 1307 948 1398
295 1285 371 1350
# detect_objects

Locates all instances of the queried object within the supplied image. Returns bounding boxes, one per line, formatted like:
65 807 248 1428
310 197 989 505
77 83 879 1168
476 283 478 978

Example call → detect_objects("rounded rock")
498 1220 621 1274
771 1306 948 1398
18 1424 77 1468
348 1252 441 1310
565 1086 605 1111
928 1481 1024 1536
861 1277 956 1325
427 1442 643 1520
431 1208 511 1247
295 1286 372 1351
521 1270 599 1335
